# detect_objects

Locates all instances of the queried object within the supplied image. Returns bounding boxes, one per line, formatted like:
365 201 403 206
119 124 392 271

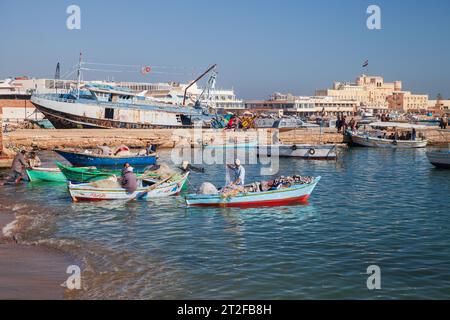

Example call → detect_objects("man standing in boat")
227 159 245 187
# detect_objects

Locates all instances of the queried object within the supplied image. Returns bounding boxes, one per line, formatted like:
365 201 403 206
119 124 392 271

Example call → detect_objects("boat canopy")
369 122 428 130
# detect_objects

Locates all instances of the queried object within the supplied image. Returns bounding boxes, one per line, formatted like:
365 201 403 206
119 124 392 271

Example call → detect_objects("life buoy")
292 145 297 151
308 148 316 155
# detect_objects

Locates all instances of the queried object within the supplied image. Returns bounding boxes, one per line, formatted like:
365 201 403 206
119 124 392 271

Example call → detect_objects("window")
105 108 114 119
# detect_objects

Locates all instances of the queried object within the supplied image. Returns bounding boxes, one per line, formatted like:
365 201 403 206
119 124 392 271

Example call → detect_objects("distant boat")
349 122 428 148
54 149 157 168
426 148 450 169
68 173 189 201
26 167 66 182
272 118 319 129
257 144 339 160
185 177 321 207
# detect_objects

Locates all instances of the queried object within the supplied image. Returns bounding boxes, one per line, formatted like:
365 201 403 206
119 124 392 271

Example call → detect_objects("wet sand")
0 213 73 300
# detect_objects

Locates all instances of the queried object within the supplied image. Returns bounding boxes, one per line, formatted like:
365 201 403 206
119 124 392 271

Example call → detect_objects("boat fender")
308 148 316 155
292 145 298 151
393 140 398 145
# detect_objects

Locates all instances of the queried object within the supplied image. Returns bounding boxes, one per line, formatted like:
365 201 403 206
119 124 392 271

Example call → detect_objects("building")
387 91 429 113
0 77 75 122
428 99 450 115
245 93 357 117
316 74 401 110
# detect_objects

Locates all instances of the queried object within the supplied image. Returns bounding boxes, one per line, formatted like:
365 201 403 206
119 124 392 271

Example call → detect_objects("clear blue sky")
1 0 449 99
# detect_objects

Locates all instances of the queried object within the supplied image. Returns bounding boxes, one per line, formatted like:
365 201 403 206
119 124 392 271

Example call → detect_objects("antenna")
55 62 60 93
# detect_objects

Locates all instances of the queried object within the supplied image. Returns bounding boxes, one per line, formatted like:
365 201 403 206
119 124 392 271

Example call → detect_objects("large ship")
30 56 216 129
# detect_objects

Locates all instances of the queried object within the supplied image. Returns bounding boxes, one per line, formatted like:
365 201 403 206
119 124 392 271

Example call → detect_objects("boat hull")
350 134 427 148
426 150 450 169
31 95 197 129
68 173 189 201
26 168 66 182
54 150 157 168
186 177 320 207
257 145 338 160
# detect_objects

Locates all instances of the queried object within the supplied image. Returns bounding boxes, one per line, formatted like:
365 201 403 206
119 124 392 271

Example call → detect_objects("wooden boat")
57 162 122 183
257 144 339 160
54 149 157 168
202 141 258 149
426 148 450 169
349 122 428 149
26 167 66 182
68 172 189 202
185 176 321 207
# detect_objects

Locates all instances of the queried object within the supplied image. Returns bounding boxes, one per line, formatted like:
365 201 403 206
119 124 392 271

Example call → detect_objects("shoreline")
0 211 74 300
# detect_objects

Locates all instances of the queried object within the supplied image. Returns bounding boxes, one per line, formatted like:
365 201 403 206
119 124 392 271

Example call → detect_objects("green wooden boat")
26 167 67 182
56 162 122 183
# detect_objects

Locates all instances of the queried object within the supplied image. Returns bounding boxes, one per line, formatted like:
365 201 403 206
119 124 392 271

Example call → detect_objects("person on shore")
441 115 448 129
349 118 356 132
341 116 347 132
28 152 41 168
121 166 138 193
11 150 28 184
146 142 157 155
336 116 342 133
227 159 245 187
98 143 112 155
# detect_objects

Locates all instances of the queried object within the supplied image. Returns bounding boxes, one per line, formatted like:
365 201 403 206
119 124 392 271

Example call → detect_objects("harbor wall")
2 127 448 152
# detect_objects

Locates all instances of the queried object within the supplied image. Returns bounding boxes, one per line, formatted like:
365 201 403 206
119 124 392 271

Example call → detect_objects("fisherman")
179 160 205 173
122 162 131 176
11 150 28 184
28 151 41 168
98 143 112 155
227 159 245 186
121 166 138 193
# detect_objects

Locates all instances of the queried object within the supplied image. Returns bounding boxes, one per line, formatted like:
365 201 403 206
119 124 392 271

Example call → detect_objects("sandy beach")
0 212 73 300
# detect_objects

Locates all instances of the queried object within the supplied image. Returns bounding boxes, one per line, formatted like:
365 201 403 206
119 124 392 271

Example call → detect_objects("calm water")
1 148 449 299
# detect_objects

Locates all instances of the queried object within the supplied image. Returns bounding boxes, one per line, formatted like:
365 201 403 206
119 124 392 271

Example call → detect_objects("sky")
0 0 449 99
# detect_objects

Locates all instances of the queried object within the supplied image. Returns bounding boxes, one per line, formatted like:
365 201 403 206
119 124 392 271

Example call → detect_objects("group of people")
439 115 448 130
379 129 417 141
9 150 41 184
336 116 357 133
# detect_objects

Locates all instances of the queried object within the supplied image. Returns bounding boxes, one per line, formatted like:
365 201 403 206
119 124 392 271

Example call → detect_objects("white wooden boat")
186 176 320 207
68 173 189 202
349 122 428 148
257 144 339 160
426 148 450 169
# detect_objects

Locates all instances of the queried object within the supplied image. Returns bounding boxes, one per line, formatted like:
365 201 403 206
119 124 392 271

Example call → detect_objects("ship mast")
183 64 217 106
76 51 82 99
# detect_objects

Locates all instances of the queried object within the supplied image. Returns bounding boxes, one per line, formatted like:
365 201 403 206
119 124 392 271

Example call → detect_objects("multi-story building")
428 99 450 115
245 93 357 117
316 74 429 113
387 91 429 113
0 77 75 122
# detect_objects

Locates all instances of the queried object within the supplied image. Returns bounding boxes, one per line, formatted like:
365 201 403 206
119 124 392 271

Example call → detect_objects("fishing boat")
349 122 428 148
257 144 340 160
185 176 321 207
426 147 450 169
202 140 258 149
30 56 217 129
68 172 189 201
54 149 157 168
26 167 67 182
57 162 123 183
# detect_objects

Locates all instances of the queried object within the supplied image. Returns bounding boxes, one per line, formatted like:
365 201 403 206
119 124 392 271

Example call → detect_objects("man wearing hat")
121 165 138 193
227 158 245 187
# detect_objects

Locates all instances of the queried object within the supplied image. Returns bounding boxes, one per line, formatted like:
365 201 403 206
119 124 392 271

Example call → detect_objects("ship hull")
31 95 199 129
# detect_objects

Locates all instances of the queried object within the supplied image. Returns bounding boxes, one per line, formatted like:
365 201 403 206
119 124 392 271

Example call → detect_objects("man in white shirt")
227 159 245 186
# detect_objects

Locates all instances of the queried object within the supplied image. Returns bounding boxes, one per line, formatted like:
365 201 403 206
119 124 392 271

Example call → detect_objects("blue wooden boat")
186 176 321 207
54 149 157 168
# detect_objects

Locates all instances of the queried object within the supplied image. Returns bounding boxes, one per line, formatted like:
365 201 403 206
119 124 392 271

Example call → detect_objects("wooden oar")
130 175 175 201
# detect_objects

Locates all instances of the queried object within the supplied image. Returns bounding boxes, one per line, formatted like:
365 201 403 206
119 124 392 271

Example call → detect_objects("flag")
362 60 369 68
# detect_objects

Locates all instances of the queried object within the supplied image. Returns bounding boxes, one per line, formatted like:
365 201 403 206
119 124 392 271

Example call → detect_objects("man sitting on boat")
121 165 138 193
98 143 112 156
226 159 245 187
28 151 41 168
